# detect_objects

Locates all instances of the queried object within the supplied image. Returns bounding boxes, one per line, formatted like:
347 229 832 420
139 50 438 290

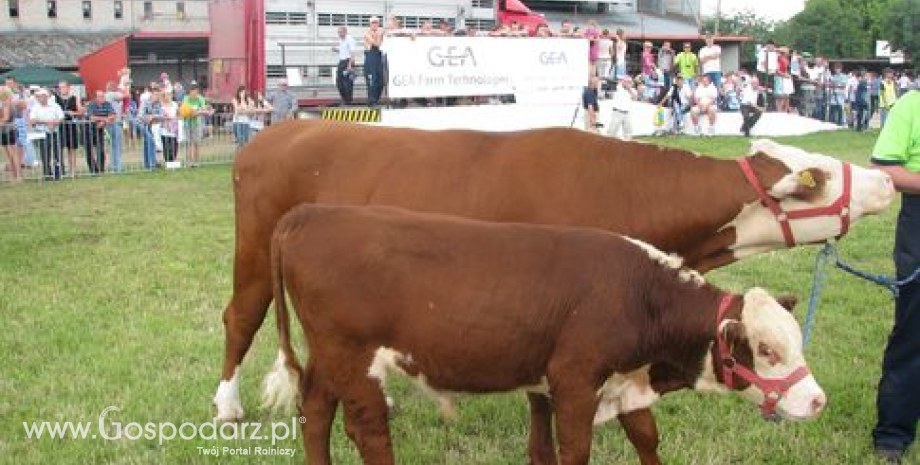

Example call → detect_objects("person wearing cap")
606 76 637 140
364 16 385 106
674 41 699 88
28 88 65 180
869 88 920 464
334 26 356 105
268 79 296 124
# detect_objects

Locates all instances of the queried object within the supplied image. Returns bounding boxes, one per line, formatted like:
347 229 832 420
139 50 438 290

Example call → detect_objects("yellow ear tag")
798 171 816 188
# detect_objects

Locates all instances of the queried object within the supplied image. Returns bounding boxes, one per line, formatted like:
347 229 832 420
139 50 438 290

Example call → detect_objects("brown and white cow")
217 122 890 462
262 205 826 465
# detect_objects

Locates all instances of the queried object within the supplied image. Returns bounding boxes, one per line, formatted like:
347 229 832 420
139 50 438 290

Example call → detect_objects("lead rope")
804 241 920 348
803 243 833 348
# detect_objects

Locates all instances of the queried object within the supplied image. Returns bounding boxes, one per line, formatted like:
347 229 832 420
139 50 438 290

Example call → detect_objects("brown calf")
263 205 826 465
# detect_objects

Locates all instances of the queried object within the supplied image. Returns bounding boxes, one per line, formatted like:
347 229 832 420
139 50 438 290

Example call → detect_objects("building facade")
2 0 209 33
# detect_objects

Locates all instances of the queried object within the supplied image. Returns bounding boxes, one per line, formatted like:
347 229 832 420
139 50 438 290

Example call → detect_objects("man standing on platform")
334 26 356 105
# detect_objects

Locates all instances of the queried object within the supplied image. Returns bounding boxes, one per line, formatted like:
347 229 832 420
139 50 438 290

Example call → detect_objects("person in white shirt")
739 76 764 137
690 74 719 136
698 33 722 93
613 29 627 79
757 40 778 110
607 77 637 140
897 73 911 97
333 26 356 105
596 29 614 79
28 88 65 180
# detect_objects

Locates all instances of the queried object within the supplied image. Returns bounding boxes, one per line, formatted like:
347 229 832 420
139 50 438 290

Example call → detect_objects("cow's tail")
261 232 303 413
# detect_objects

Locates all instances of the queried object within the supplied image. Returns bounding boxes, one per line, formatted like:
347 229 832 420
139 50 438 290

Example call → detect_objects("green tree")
778 0 864 58
701 10 777 62
881 0 920 65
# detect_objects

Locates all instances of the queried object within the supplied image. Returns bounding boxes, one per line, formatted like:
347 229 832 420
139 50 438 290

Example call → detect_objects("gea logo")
427 46 477 67
539 51 567 65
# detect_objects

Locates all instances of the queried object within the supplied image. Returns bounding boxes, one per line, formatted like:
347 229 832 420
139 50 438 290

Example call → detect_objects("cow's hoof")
214 399 245 423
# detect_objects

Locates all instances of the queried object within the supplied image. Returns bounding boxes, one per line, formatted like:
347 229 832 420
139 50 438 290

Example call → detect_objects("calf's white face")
735 288 825 420
728 140 894 259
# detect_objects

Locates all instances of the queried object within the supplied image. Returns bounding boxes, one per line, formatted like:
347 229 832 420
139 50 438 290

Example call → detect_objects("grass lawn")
0 130 914 464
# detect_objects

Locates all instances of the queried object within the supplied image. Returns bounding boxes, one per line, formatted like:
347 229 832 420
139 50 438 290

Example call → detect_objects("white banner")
385 37 589 102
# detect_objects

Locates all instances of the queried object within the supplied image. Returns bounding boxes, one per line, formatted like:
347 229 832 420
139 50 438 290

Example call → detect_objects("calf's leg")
301 363 339 465
340 375 395 465
619 408 662 465
527 392 559 465
550 381 598 465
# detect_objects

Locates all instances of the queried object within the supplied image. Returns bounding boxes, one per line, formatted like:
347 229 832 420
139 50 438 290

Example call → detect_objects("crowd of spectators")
327 15 920 139
1 67 300 180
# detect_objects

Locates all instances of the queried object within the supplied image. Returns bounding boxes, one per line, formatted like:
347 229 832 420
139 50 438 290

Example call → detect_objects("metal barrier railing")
1 111 261 183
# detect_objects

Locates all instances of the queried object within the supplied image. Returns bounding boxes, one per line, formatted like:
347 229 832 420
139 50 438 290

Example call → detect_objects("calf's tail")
261 231 303 413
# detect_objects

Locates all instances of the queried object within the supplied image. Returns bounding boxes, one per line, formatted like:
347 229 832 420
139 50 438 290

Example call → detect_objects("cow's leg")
214 257 274 422
301 363 339 465
618 408 662 465
527 392 558 465
340 376 395 465
549 376 598 465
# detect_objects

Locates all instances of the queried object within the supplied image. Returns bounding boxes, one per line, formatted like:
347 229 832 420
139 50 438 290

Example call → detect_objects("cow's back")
236 121 739 259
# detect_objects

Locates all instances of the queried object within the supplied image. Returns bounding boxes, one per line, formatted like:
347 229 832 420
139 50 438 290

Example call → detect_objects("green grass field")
0 131 915 464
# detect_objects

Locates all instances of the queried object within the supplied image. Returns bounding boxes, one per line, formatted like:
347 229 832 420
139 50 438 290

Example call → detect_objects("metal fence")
0 111 270 183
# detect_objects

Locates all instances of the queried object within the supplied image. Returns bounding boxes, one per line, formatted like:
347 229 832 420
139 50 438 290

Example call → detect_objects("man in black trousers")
334 26 356 105
870 90 920 464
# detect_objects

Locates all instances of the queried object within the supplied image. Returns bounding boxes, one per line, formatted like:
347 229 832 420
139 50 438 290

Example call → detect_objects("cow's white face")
727 140 894 259
735 288 825 420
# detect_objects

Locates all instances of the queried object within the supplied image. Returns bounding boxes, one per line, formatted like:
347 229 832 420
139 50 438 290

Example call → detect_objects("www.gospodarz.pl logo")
24 406 305 446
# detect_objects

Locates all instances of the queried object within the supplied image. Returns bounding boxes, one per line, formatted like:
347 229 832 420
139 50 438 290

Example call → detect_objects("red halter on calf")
715 295 811 419
737 157 852 248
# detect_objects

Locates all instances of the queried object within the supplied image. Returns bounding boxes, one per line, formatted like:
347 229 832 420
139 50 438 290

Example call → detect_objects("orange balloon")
179 103 195 119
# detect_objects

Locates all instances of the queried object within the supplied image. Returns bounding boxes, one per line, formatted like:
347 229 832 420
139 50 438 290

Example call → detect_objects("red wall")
245 0 265 94
78 36 128 95
208 0 249 102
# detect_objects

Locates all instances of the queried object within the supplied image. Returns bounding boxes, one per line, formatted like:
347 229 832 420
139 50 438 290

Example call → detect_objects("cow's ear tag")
798 170 816 188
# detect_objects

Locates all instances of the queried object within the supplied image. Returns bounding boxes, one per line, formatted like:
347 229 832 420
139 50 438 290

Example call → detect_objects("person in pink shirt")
584 20 600 73
641 41 657 79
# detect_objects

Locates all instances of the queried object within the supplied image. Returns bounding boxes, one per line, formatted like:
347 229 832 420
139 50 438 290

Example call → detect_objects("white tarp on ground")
380 100 842 137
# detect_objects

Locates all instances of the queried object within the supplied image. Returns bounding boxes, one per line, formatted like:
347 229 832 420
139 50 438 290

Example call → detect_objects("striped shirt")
86 100 116 119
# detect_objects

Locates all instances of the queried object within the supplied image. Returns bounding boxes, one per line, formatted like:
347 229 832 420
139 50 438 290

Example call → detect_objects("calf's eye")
758 342 781 365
